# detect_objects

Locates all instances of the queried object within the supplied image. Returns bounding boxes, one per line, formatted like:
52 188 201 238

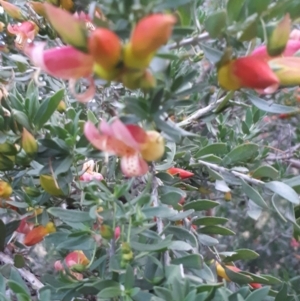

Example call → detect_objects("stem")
168 32 210 50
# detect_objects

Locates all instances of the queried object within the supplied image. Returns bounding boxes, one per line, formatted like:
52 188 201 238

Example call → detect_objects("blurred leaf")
0 220 5 251
171 254 203 269
193 217 228 226
184 200 219 211
34 89 64 128
265 181 299 204
222 143 258 165
169 240 193 251
227 0 244 22
200 43 223 64
199 225 235 236
195 143 228 158
48 208 94 222
205 10 227 38
247 93 298 114
252 165 279 180
241 179 268 209
245 287 270 301
223 249 260 262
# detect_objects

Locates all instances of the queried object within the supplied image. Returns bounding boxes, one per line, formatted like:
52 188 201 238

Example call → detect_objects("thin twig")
177 96 225 127
150 164 170 265
0 252 44 290
168 32 210 50
196 160 265 186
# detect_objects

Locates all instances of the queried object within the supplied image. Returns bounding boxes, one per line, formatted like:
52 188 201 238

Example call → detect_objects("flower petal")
24 42 93 79
120 153 149 177
84 121 108 150
110 119 142 150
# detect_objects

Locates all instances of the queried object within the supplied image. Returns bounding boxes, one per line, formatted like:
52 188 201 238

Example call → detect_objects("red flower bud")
167 167 194 179
23 222 55 246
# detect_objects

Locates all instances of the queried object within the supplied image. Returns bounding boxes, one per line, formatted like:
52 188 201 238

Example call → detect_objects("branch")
196 160 265 186
168 32 210 49
0 252 44 290
177 96 226 127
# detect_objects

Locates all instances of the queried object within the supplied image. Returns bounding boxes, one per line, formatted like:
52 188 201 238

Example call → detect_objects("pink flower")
84 119 150 177
7 21 38 50
79 160 103 182
251 40 300 61
24 42 95 102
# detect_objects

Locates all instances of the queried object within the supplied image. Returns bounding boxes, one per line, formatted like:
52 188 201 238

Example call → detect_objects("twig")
266 143 300 161
177 96 225 127
0 252 44 290
150 164 170 265
168 32 210 50
196 160 265 186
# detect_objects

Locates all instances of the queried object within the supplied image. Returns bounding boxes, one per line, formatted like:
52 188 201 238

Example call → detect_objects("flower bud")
0 154 14 171
57 100 66 112
140 131 165 161
22 128 38 155
100 224 113 239
167 167 194 179
121 69 156 90
124 14 176 69
267 14 291 57
88 28 121 72
114 226 120 240
0 0 24 20
0 180 12 198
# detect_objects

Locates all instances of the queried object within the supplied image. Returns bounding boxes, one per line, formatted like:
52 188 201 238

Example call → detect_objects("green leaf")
34 89 64 128
225 268 254 284
265 181 299 204
11 109 31 130
222 143 258 165
48 208 94 222
98 287 122 298
131 240 171 252
0 274 5 295
245 287 270 301
199 234 219 246
164 225 198 247
7 281 29 296
199 225 235 236
247 0 271 15
154 287 173 301
14 254 25 268
195 143 228 158
223 249 260 262
200 43 223 64
252 165 279 180
247 93 298 114
205 10 227 38
227 0 244 22
155 0 193 10
183 200 219 211
10 268 30 295
241 179 268 209
124 265 135 290
168 241 193 251
193 217 228 226
171 254 203 269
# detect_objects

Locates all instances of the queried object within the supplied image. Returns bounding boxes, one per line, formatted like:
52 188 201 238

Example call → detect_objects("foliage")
0 0 300 301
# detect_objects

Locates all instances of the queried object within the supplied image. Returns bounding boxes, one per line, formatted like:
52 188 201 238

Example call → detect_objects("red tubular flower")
167 167 194 179
7 21 38 50
16 218 34 235
251 40 300 61
217 57 279 92
124 14 176 69
114 226 121 240
24 42 95 102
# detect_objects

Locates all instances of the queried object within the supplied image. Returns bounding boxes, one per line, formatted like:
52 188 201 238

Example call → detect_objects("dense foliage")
1 0 300 301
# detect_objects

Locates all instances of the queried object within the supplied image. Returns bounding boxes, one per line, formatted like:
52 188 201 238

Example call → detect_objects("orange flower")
23 222 56 246
84 119 165 177
217 57 279 92
7 21 38 50
124 14 176 68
